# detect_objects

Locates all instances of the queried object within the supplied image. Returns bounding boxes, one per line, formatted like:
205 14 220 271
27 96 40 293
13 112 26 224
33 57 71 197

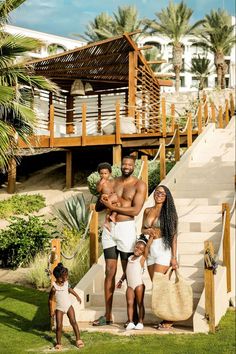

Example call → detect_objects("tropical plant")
142 46 163 73
0 193 46 218
0 0 57 170
47 43 66 55
195 9 235 89
189 55 214 92
80 5 144 42
55 194 89 233
0 215 56 268
145 1 204 92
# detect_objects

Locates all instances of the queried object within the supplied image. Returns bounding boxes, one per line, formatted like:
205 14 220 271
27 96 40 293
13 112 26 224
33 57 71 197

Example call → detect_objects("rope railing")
60 209 94 260
149 144 162 163
137 160 145 179
165 128 177 147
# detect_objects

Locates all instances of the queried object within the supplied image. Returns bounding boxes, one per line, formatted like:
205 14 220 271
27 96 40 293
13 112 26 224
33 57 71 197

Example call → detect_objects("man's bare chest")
114 182 137 201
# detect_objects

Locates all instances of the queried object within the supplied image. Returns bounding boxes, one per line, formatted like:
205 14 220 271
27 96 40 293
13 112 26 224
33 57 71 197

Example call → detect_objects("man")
92 155 147 326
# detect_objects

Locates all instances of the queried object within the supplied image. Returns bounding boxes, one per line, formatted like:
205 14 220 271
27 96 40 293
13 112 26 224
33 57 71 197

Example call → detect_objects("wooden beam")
7 158 16 194
204 240 215 333
187 112 192 148
174 124 180 161
137 45 153 51
154 73 175 77
141 155 148 199
113 145 122 165
161 97 166 137
128 51 137 117
66 95 74 134
160 138 166 181
147 60 166 64
82 103 87 146
49 101 55 148
66 150 73 189
157 79 173 87
222 203 231 293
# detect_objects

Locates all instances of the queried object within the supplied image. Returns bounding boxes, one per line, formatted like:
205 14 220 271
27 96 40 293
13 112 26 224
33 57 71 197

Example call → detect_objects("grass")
0 283 235 354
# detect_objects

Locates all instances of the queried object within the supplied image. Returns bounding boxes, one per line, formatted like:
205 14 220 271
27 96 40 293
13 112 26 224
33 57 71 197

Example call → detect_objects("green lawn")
0 283 235 354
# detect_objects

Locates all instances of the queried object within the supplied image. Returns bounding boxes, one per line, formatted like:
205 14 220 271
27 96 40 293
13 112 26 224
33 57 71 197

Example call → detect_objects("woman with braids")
141 185 178 330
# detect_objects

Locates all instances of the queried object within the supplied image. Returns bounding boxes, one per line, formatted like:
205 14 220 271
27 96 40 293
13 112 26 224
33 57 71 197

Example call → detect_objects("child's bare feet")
54 344 62 350
75 339 84 349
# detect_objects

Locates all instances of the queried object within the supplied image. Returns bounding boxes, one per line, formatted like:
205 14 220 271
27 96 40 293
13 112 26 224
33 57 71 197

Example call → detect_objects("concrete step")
179 214 221 223
179 254 204 267
178 232 221 243
173 183 234 191
174 197 234 206
90 281 203 308
178 221 221 232
177 241 220 255
178 266 204 278
173 190 233 199
177 206 222 216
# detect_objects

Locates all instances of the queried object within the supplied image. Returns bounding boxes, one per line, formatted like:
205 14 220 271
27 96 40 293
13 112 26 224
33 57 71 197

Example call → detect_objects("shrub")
0 216 56 269
87 160 175 196
28 253 50 289
54 194 89 233
0 194 46 219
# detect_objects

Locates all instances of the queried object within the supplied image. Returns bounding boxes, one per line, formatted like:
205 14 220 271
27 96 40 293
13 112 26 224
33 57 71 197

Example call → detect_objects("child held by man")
48 263 84 350
96 162 120 230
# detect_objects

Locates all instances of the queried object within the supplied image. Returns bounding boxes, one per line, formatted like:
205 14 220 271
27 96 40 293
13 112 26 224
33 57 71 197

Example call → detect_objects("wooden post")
128 51 137 117
7 158 16 194
204 102 208 123
187 112 192 148
113 145 121 165
171 103 175 133
210 103 216 123
203 91 207 103
204 240 215 333
82 103 87 146
97 93 102 133
66 150 73 189
49 238 61 330
224 99 229 126
66 95 74 134
161 97 166 137
136 111 141 133
49 101 54 148
229 92 235 117
197 102 202 135
160 138 166 181
218 105 223 128
222 203 231 293
115 100 121 144
174 124 180 161
89 204 98 267
141 155 148 199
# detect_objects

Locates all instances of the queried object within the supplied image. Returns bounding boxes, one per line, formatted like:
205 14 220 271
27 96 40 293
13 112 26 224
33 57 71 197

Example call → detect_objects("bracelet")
171 256 177 259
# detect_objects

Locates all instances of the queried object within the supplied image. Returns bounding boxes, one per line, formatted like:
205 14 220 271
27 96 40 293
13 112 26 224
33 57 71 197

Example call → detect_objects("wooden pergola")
9 32 174 193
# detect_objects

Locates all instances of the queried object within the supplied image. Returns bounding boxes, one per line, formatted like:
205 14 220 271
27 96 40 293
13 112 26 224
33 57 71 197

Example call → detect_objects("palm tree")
81 5 144 43
196 9 235 89
189 55 214 94
145 1 204 92
0 0 57 169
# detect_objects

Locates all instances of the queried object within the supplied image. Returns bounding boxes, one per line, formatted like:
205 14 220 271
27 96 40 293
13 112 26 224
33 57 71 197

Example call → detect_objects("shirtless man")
92 155 147 326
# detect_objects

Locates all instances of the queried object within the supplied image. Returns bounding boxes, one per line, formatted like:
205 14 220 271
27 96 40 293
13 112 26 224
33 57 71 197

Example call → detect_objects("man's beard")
121 169 133 178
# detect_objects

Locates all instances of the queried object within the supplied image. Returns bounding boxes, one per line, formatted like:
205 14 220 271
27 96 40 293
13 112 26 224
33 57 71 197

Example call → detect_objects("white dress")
53 281 72 313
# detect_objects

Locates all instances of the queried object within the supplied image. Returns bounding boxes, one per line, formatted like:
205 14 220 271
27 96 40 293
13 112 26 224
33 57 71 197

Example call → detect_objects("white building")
4 24 86 58
139 16 236 92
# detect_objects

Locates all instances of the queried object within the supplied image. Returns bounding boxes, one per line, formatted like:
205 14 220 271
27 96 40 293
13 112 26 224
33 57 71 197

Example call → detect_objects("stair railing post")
141 155 148 199
218 105 223 128
210 103 216 123
197 102 202 135
89 204 98 267
229 92 235 117
82 103 87 146
222 203 231 293
204 240 215 334
224 99 229 126
187 112 192 148
204 101 208 124
174 124 180 162
161 97 167 137
160 138 166 181
171 103 175 133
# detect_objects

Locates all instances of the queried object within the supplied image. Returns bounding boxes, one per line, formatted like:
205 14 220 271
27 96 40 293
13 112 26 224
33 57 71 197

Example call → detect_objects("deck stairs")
65 119 235 333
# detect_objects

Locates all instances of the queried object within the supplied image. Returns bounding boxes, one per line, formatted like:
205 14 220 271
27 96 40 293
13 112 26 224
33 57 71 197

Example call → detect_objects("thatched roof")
28 33 161 92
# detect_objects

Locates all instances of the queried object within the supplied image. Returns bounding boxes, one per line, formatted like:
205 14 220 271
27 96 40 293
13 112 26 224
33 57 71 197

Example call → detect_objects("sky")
10 0 235 39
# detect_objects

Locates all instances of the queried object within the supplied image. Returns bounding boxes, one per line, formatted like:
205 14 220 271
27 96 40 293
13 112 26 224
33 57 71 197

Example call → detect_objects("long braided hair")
158 185 178 249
